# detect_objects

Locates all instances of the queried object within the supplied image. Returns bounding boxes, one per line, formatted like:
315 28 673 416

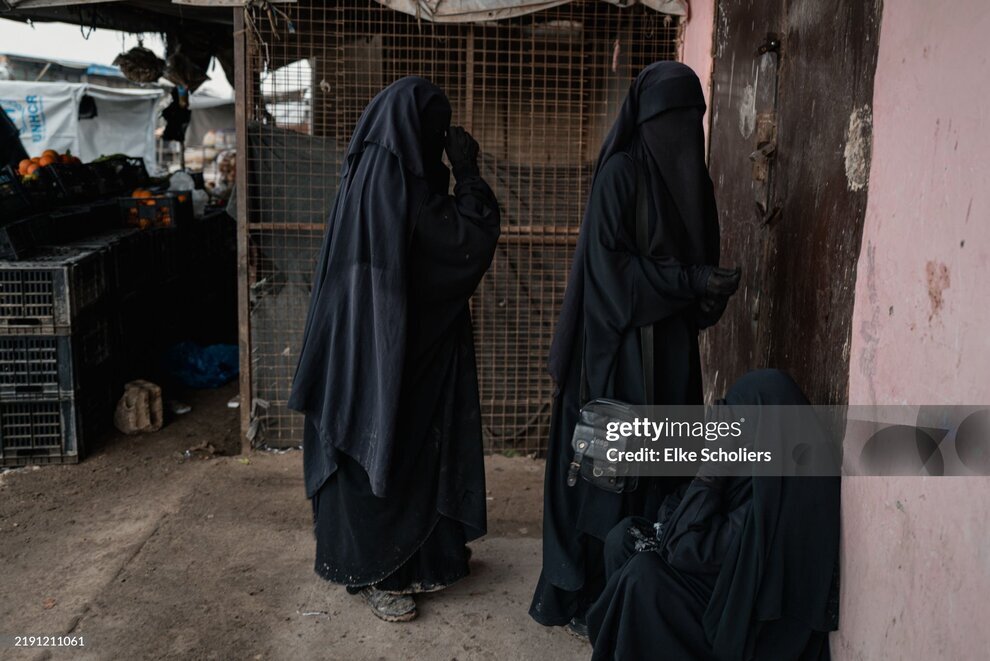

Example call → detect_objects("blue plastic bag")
162 342 239 389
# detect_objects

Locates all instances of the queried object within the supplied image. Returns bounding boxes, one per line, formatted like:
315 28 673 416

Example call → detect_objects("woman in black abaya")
289 77 500 622
588 369 841 660
530 62 741 635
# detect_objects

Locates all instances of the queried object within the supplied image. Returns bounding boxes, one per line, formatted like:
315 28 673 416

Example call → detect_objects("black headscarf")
549 61 717 386
288 77 452 498
707 370 841 659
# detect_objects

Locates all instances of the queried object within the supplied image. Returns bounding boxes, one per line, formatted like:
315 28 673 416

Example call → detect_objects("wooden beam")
234 6 253 455
4 0 119 8
173 0 294 6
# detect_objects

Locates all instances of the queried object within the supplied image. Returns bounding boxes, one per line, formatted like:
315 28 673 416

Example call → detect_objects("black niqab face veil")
288 77 452 498
549 62 717 385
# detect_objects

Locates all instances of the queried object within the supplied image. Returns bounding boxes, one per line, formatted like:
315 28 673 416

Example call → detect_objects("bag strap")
577 162 655 406
635 164 655 405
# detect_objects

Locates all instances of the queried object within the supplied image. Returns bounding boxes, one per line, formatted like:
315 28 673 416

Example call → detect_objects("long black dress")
588 370 841 660
531 62 723 626
289 78 500 591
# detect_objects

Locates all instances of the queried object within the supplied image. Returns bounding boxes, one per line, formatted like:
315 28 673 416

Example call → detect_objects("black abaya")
531 62 722 626
587 370 841 661
290 78 500 590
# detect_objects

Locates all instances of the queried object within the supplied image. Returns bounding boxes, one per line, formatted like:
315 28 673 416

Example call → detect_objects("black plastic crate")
0 246 108 333
0 165 33 220
50 201 119 244
149 228 182 284
117 301 150 380
41 162 98 203
0 398 81 466
120 192 193 229
117 157 149 190
0 315 116 398
0 213 54 261
66 228 153 299
0 381 113 467
0 335 70 397
88 156 148 195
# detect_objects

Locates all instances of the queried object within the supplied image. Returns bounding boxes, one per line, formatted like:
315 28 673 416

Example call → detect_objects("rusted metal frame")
464 26 475 132
234 7 253 454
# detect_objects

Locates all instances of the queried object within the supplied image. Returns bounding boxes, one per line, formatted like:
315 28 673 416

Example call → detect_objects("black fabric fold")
587 370 841 661
531 62 719 627
290 77 499 589
549 61 715 387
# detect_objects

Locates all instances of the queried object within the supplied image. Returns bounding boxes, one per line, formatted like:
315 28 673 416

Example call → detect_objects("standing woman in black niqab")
530 62 741 635
289 77 500 622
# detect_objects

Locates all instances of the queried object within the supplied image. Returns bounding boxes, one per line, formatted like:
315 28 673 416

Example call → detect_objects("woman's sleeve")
410 171 501 303
659 476 750 575
585 156 709 329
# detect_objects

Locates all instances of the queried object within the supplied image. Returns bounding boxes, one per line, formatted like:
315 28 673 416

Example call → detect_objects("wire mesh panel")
241 1 681 451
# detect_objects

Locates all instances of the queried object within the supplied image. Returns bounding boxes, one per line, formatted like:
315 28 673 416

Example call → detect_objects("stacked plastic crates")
0 246 115 466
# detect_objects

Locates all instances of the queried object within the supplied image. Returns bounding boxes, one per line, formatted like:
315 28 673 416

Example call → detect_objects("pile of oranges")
17 149 83 178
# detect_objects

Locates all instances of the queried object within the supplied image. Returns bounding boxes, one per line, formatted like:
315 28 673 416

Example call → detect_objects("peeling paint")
738 83 756 139
858 242 880 405
925 260 951 322
844 104 874 191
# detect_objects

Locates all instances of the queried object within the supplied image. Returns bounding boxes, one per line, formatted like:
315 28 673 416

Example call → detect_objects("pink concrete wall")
839 1 990 659
680 0 716 111
679 1 990 657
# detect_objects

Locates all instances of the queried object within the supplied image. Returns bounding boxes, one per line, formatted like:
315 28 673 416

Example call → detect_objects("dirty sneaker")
355 586 417 622
385 581 449 596
566 616 590 642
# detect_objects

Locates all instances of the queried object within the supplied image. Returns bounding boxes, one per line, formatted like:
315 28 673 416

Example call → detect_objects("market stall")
0 136 236 467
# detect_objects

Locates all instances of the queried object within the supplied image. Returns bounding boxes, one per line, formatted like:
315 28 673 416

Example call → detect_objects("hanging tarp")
370 0 686 22
187 89 235 146
0 80 162 164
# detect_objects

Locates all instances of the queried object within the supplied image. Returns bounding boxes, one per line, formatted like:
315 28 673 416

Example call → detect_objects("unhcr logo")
0 95 46 143
24 95 46 143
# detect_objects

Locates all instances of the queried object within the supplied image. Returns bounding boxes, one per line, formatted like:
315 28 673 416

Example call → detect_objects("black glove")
445 125 479 176
706 266 741 297
697 267 741 329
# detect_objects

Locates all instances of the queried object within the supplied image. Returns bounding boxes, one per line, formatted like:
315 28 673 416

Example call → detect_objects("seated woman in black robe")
530 62 741 636
289 77 500 622
588 369 841 660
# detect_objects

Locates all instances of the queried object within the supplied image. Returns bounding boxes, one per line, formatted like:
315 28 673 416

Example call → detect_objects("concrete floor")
0 386 589 661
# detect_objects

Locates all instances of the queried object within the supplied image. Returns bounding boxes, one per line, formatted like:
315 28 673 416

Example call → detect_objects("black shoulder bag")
567 165 654 494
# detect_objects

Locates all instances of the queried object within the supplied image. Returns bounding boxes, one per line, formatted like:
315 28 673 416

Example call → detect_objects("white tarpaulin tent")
0 80 163 164
187 88 235 146
370 0 686 22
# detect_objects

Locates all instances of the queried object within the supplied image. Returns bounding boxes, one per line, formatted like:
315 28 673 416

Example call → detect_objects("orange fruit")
18 159 32 175
132 189 152 198
26 163 40 174
41 149 58 160
38 155 57 167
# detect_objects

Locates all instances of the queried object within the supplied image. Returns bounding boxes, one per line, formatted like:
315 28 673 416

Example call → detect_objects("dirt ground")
0 385 589 661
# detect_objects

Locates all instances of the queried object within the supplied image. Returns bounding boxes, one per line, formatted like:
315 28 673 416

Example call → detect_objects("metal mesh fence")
240 1 681 452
